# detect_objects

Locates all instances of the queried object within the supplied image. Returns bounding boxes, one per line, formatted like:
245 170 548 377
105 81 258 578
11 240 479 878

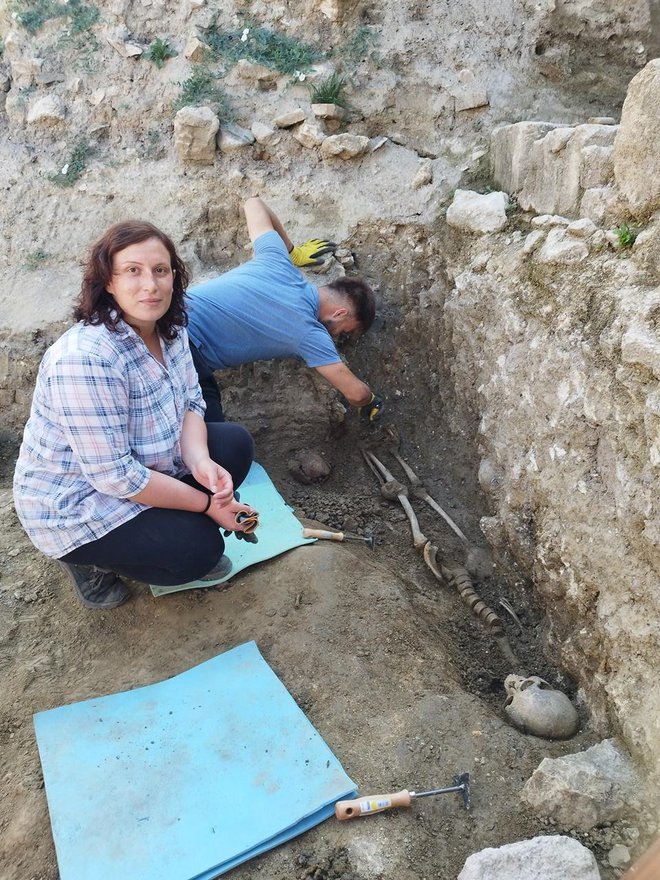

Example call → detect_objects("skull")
503 674 579 739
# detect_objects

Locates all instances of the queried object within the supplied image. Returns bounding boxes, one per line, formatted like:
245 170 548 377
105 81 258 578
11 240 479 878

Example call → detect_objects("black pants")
189 341 225 423
62 423 254 585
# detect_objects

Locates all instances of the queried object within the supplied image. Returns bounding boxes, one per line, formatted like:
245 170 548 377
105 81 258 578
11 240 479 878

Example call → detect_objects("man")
186 197 384 423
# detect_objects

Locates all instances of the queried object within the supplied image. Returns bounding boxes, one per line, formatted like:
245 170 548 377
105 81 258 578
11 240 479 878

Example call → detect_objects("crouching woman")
13 221 256 609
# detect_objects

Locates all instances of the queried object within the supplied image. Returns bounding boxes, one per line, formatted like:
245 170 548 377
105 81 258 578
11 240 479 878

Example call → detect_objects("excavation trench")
0 233 649 880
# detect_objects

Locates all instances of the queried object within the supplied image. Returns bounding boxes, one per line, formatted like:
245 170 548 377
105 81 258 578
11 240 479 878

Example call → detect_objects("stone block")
521 739 643 831
274 109 305 128
26 95 66 125
184 37 209 62
458 836 600 880
614 59 660 214
218 123 255 152
535 227 589 265
293 122 326 148
580 145 614 189
311 103 346 120
579 185 623 225
251 121 280 146
173 105 219 164
320 133 369 159
446 189 509 235
491 122 558 194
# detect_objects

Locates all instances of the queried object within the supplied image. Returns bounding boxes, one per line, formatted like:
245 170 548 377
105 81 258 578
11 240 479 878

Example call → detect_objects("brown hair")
326 276 376 333
73 221 190 340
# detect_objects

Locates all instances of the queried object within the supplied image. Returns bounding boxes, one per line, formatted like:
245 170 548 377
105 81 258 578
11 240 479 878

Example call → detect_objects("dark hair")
326 276 376 333
73 220 190 340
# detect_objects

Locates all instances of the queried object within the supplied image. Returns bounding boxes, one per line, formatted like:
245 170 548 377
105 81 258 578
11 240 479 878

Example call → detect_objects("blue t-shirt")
185 231 341 371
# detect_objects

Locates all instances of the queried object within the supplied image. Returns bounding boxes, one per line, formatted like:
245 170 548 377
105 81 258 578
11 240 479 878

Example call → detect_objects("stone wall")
443 59 660 773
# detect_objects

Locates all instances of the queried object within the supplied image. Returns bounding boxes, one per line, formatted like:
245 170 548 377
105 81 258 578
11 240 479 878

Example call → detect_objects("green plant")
615 221 641 249
23 249 50 271
146 37 177 69
48 140 92 187
206 23 322 75
173 69 234 118
308 73 348 107
333 26 380 68
505 196 519 215
12 0 99 34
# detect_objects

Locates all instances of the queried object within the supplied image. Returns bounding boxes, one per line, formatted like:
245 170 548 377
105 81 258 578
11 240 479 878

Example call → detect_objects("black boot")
57 561 131 609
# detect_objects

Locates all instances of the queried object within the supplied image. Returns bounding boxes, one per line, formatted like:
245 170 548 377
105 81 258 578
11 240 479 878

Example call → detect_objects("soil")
0 397 643 880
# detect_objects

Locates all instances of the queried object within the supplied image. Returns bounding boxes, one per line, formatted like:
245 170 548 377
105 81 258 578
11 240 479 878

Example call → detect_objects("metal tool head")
453 773 470 810
343 530 376 551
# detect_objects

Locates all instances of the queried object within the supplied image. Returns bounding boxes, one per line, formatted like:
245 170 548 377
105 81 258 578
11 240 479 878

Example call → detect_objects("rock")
288 450 332 485
566 218 598 239
621 323 660 379
588 117 616 125
367 136 389 152
293 122 326 148
183 37 209 62
10 58 43 88
320 133 370 159
311 103 346 120
274 108 306 128
491 122 558 194
523 230 545 254
535 227 589 264
580 145 614 189
458 836 600 880
530 214 570 229
446 190 509 235
26 95 66 126
412 159 433 189
579 185 623 224
173 106 219 164
519 123 618 217
250 121 280 146
614 59 660 214
521 739 643 831
106 28 143 58
451 69 489 111
218 123 255 152
608 844 631 868
233 59 279 89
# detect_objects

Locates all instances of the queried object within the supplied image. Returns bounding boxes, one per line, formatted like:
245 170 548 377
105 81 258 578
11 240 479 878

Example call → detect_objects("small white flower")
61 164 69 175
298 72 306 81
240 28 249 42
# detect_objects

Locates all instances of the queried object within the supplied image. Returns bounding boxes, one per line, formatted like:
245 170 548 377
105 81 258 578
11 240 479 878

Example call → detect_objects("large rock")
173 106 219 164
491 122 558 194
614 59 660 214
26 95 66 126
458 836 601 880
447 190 509 235
519 124 618 218
535 227 589 265
217 122 255 152
521 739 643 831
320 133 370 159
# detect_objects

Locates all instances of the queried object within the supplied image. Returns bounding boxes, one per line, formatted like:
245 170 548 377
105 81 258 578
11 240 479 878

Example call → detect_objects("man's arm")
315 362 372 407
243 197 293 250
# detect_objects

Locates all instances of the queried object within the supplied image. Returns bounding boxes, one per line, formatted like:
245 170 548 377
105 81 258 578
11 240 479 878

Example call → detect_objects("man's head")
318 277 376 338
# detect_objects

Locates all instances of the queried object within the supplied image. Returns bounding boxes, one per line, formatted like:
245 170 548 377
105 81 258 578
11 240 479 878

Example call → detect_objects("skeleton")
361 447 519 667
504 674 579 739
361 437 579 737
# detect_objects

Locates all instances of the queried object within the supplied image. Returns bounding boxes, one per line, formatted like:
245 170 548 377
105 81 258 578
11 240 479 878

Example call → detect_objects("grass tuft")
146 37 178 69
172 69 234 119
309 73 348 108
48 140 92 187
614 221 641 249
12 0 99 35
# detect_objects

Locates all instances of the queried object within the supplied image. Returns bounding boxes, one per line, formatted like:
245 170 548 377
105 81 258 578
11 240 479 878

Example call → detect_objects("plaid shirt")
13 319 205 557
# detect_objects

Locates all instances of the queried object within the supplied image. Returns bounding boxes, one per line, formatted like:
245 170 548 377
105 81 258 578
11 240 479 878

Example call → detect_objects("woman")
13 221 256 610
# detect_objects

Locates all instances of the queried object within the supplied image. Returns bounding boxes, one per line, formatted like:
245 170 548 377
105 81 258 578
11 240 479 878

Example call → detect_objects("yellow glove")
359 393 384 422
288 238 337 267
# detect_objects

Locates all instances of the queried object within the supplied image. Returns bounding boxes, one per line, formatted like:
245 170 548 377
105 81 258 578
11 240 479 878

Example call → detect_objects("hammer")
302 527 375 551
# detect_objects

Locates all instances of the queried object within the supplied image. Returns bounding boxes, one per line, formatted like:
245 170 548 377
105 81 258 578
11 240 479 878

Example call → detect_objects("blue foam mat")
34 641 356 880
151 461 315 596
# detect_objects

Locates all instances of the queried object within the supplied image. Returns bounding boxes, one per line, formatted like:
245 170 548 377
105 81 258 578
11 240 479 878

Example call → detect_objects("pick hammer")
302 527 375 551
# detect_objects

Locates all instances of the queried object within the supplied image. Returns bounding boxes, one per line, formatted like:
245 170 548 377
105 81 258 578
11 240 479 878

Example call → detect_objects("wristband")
200 493 212 514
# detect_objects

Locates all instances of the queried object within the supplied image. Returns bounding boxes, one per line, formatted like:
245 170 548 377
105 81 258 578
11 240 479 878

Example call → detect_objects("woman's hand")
206 497 257 535
190 458 234 510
